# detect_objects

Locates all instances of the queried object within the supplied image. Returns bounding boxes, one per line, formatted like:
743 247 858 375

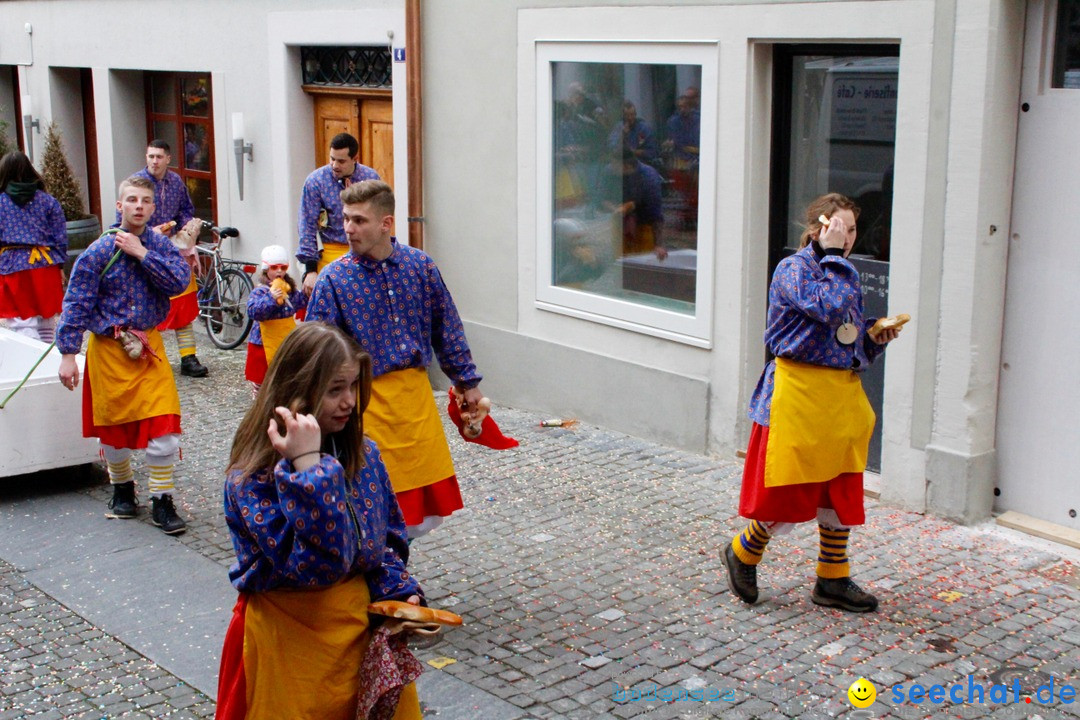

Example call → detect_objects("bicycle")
193 223 254 350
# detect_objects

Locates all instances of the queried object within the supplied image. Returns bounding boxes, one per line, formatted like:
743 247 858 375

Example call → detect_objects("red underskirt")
395 476 464 527
81 353 181 449
245 342 267 384
0 265 63 319
157 291 199 331
738 423 865 525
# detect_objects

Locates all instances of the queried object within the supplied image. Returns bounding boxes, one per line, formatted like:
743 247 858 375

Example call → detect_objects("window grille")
301 46 392 89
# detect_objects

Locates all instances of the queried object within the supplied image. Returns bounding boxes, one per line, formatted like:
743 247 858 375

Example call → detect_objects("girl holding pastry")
244 244 307 398
722 192 904 613
216 322 425 719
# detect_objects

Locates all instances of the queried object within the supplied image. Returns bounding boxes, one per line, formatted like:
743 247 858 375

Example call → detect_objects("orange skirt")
158 275 199 330
215 579 421 720
82 332 181 449
738 423 864 525
0 265 63 319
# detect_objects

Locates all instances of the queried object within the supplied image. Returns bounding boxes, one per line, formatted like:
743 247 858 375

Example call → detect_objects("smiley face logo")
847 678 876 708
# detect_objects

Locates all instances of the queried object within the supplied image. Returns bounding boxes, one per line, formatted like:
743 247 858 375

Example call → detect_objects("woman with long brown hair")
216 322 424 720
722 192 903 613
0 150 67 343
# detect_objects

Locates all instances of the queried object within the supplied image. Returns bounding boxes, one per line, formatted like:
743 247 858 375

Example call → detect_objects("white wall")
423 0 1026 522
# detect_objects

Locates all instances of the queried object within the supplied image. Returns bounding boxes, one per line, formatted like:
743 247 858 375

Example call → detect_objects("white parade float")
0 328 99 478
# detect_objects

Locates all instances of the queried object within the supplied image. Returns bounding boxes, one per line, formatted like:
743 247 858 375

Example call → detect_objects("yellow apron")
86 330 181 427
169 271 197 302
258 316 297 365
317 242 350 272
243 578 421 720
365 368 455 494
764 357 875 488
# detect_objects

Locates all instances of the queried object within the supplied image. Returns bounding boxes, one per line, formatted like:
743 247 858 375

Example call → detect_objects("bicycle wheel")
204 268 253 349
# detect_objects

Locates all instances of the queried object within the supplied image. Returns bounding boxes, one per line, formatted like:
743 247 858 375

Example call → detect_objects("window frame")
534 41 719 348
144 71 216 222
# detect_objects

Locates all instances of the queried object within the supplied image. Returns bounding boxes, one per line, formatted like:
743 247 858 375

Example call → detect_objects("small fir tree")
40 121 89 221
0 113 13 158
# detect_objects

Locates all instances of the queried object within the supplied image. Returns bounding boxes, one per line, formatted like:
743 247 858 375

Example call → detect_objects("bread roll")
868 313 911 340
367 600 463 626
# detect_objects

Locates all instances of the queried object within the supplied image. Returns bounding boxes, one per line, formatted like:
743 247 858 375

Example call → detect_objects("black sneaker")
151 495 187 535
105 482 138 519
812 577 878 613
723 543 759 604
180 355 209 378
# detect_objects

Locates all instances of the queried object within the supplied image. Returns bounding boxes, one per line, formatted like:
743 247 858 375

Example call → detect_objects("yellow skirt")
258 316 297 365
764 357 875 488
365 368 455 493
217 577 421 720
318 242 350 272
86 330 181 427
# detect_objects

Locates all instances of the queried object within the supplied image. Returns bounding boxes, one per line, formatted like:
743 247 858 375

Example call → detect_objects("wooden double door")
312 92 393 188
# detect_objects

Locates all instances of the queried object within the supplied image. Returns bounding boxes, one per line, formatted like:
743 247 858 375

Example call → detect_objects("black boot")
812 577 878 613
723 544 759 604
151 494 187 535
105 482 138 519
180 355 209 378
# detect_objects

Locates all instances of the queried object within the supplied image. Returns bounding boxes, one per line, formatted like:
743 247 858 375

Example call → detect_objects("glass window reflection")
552 61 701 314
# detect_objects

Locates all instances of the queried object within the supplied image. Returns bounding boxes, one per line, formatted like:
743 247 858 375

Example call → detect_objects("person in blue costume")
216 321 425 720
723 192 903 613
0 151 67 343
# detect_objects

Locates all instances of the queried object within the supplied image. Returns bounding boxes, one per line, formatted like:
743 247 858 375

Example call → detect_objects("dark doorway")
769 44 899 472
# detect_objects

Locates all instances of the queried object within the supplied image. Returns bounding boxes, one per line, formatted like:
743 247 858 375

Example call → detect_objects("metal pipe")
406 0 424 250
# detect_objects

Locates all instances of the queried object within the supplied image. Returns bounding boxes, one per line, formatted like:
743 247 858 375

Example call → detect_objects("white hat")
260 245 289 270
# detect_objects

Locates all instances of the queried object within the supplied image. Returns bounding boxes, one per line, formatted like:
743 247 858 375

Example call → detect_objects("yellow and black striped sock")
816 526 851 579
147 463 175 497
106 457 134 485
731 520 771 565
176 325 197 358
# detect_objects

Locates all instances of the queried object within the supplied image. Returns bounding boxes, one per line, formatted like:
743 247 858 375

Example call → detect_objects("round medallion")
835 322 859 346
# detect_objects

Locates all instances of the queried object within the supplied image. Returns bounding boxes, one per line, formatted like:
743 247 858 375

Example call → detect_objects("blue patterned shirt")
748 244 886 425
306 242 481 386
296 163 380 264
55 227 191 354
224 440 421 599
246 283 308 346
0 190 67 274
114 168 195 228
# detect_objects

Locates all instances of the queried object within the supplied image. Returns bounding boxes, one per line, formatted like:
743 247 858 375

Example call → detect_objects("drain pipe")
406 0 424 250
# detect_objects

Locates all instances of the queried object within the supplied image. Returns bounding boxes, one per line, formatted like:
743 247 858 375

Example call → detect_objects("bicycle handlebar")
199 220 239 239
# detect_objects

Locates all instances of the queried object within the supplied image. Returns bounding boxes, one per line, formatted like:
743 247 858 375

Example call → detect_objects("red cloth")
245 342 267 384
355 626 423 720
395 476 463 528
446 387 519 450
0 265 63 319
215 594 248 720
81 352 181 449
157 291 199 331
738 423 865 525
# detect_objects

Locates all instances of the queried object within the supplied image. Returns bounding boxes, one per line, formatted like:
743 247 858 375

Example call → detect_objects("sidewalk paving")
2 332 1079 719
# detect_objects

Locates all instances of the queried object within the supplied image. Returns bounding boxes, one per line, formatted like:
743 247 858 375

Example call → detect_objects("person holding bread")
243 244 307 398
722 192 904 613
216 322 425 720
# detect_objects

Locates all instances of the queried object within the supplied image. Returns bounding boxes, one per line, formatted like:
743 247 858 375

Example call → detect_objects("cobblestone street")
2 330 1079 719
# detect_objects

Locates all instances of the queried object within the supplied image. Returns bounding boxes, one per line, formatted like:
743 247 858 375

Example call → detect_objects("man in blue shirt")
296 133 380 295
121 140 209 378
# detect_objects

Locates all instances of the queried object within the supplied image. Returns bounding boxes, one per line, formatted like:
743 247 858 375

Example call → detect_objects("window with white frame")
535 43 718 346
